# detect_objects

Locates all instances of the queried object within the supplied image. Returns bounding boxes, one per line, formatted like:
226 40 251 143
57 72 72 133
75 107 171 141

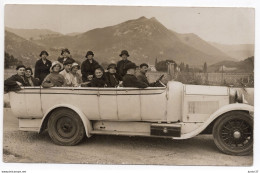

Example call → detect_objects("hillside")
5 27 63 41
32 16 234 65
208 56 254 73
209 42 254 61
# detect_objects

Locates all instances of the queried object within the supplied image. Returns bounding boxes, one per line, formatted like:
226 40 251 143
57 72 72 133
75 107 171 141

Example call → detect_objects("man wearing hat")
58 48 75 65
34 50 52 84
4 65 30 92
81 51 100 82
117 50 132 78
122 62 148 88
105 63 122 87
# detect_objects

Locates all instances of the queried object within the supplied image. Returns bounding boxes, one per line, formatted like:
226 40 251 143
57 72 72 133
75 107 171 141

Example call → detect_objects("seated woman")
25 67 40 86
4 65 29 92
71 62 82 87
42 61 65 88
105 63 122 87
88 66 107 87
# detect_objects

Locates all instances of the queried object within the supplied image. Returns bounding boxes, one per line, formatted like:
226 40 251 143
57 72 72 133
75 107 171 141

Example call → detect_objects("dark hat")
140 63 148 68
16 65 26 70
25 67 33 75
125 62 138 71
107 63 117 70
61 48 70 55
85 51 94 57
39 50 49 57
119 50 129 57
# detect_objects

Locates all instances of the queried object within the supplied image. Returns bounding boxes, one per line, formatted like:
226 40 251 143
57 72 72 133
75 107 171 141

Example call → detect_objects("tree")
203 62 207 73
185 64 189 72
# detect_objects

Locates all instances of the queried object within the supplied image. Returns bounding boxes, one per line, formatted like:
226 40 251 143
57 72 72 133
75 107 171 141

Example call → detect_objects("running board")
150 123 181 137
90 130 150 137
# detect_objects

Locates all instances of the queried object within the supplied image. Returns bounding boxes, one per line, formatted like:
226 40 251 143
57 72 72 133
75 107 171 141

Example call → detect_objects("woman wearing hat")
4 65 30 92
81 51 100 82
117 50 132 78
57 48 75 65
25 67 40 86
88 66 107 87
105 63 122 87
71 62 82 87
42 61 65 88
34 50 52 84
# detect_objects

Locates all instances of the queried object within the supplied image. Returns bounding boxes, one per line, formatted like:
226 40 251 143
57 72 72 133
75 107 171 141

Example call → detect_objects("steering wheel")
154 74 166 87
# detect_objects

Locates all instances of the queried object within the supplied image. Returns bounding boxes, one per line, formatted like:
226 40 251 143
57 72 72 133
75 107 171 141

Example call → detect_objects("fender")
38 104 92 137
173 103 254 140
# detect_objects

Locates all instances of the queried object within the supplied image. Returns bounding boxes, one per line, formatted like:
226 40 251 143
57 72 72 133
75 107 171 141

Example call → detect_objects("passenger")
105 63 122 87
25 67 40 86
59 60 74 86
81 51 100 82
136 63 156 87
123 62 148 88
4 65 29 92
57 48 75 65
89 66 107 87
117 50 132 78
42 61 65 88
34 50 52 84
71 62 82 87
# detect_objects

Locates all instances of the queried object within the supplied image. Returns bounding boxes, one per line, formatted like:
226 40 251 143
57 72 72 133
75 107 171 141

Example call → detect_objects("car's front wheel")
48 108 85 146
213 111 253 155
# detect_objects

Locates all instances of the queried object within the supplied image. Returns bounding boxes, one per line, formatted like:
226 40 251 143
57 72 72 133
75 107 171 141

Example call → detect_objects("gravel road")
3 108 253 166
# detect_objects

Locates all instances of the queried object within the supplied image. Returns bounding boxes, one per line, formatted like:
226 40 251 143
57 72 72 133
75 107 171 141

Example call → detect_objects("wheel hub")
233 130 241 139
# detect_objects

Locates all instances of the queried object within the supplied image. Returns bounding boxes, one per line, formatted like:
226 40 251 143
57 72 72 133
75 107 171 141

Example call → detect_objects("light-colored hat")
71 62 80 69
50 61 63 72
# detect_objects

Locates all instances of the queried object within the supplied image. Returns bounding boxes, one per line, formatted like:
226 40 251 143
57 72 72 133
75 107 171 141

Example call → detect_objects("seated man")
123 62 148 88
136 63 156 87
59 60 74 86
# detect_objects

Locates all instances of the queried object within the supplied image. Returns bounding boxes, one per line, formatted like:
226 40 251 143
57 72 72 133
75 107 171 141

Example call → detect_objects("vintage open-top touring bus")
8 79 254 156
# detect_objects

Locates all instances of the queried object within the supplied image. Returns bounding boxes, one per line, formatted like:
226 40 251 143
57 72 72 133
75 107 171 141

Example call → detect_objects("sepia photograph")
2 3 256 167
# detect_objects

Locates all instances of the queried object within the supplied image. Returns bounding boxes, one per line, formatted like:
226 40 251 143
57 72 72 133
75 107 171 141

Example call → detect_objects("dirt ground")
2 108 253 166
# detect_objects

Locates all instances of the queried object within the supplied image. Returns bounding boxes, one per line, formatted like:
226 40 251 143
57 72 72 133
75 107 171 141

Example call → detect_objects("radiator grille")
188 101 219 114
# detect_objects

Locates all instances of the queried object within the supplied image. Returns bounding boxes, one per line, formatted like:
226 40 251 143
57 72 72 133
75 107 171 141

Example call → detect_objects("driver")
136 63 156 87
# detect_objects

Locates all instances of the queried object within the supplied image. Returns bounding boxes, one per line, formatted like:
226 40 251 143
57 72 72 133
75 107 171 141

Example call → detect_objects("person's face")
64 64 72 72
95 69 103 79
87 55 93 60
17 68 25 76
108 67 116 74
71 66 78 74
140 66 148 74
53 65 61 72
25 70 32 78
41 53 47 60
122 54 128 60
62 52 69 58
128 68 136 75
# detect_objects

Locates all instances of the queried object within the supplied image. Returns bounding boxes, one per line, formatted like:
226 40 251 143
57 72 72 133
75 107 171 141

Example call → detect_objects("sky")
4 5 255 45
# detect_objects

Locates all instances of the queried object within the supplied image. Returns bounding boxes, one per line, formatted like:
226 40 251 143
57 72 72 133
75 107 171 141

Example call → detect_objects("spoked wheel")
48 108 85 146
213 111 253 155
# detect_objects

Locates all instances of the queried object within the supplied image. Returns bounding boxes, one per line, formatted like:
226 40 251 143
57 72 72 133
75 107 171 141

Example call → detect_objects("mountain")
5 27 63 41
31 16 234 66
208 56 254 73
209 42 254 61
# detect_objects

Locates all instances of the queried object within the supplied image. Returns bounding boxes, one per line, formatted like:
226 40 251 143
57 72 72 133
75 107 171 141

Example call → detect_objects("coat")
104 72 122 87
34 58 52 84
117 59 131 78
81 59 100 82
89 77 107 87
4 74 29 92
122 74 148 88
136 72 155 87
27 77 40 86
57 56 75 65
41 72 66 88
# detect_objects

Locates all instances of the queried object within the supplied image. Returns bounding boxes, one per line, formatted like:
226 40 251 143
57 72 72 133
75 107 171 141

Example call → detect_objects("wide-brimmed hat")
39 50 49 57
61 48 70 55
125 62 138 71
119 50 129 57
107 63 117 70
50 61 63 72
85 51 94 57
71 62 80 69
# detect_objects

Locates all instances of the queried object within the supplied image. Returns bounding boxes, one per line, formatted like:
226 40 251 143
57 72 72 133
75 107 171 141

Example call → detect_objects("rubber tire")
213 111 253 156
47 108 85 146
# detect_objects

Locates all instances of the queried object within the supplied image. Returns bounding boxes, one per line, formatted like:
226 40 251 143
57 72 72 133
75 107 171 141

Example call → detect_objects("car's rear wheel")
48 108 85 146
213 111 253 155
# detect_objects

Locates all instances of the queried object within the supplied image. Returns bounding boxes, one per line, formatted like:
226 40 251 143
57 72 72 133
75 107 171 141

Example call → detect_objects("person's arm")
4 75 20 86
132 76 148 88
41 75 54 88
